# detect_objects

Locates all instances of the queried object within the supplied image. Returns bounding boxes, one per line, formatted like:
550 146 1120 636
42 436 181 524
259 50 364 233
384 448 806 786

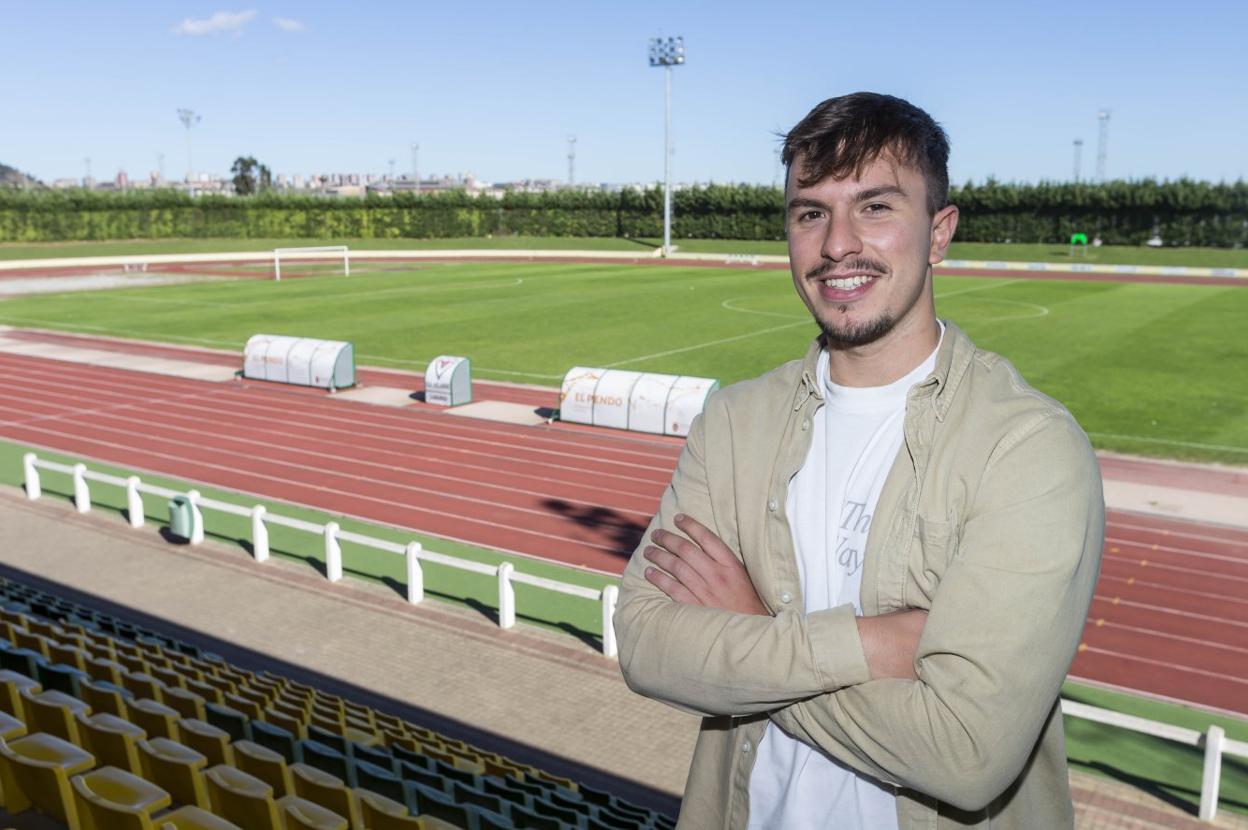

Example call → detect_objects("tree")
231 156 271 196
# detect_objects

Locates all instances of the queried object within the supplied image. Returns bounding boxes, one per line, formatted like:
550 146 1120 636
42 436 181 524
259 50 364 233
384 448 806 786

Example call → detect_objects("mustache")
805 258 890 280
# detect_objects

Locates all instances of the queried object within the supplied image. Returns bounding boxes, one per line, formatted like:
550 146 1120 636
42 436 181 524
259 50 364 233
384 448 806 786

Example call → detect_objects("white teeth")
822 275 871 289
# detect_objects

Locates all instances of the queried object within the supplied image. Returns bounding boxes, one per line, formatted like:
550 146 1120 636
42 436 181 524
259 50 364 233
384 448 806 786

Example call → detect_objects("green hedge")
1 179 1244 247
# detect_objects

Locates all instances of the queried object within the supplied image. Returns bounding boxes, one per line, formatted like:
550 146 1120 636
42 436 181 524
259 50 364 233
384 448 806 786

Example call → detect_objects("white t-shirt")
747 332 942 830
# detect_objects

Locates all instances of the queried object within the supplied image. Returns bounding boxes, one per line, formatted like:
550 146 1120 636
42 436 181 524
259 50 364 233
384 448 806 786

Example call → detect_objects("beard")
818 312 897 348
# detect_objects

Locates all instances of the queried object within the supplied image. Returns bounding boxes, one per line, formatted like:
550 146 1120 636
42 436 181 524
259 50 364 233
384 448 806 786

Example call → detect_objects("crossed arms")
613 406 1104 809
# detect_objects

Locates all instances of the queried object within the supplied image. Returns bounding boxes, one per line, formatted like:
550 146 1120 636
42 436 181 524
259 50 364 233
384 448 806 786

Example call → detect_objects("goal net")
273 245 351 281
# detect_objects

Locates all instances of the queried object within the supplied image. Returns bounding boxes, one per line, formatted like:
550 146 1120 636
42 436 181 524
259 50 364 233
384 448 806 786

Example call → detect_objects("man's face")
785 153 957 349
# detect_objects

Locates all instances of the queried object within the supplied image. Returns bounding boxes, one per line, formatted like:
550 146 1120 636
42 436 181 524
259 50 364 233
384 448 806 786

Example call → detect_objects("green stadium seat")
76 711 146 774
352 759 411 806
259 707 304 739
36 661 90 697
0 647 46 681
232 740 294 797
203 704 249 743
449 780 505 817
250 719 299 765
395 760 446 796
204 764 282 830
71 764 172 828
223 693 263 722
177 720 234 768
505 802 565 830
306 724 347 755
480 777 530 810
290 763 362 829
348 741 395 772
298 740 351 785
138 737 211 810
410 783 471 829
22 687 90 744
0 732 95 825
525 794 583 827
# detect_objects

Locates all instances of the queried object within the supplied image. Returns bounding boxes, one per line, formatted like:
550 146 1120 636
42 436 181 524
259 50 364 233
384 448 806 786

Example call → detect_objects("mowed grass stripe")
0 262 1245 463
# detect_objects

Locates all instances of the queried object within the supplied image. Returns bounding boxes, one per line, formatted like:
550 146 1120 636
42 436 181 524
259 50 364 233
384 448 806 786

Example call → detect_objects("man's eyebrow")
855 185 906 201
785 197 826 211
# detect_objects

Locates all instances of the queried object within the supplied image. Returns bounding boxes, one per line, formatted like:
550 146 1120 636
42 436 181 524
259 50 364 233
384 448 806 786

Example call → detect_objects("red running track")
0 351 1244 714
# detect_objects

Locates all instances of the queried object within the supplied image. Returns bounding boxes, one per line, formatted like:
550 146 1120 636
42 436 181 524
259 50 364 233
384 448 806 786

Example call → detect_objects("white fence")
17 453 1248 821
20 453 618 659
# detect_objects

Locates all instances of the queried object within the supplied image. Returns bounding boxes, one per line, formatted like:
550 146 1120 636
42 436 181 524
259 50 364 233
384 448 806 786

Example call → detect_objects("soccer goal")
273 245 351 281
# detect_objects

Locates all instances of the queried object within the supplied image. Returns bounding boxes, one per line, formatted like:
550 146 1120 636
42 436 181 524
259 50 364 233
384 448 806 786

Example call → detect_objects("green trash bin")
168 495 194 541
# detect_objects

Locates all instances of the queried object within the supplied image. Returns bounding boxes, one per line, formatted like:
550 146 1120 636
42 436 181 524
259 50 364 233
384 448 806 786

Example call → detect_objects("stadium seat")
71 764 172 828
348 741 395 771
0 669 39 718
129 698 183 742
163 686 209 722
204 764 282 830
12 630 52 660
480 777 531 810
0 647 46 681
149 665 187 691
409 783 471 829
232 740 294 797
351 759 411 806
204 704 249 743
36 661 90 697
0 710 27 742
185 678 225 706
21 687 90 744
84 657 127 688
138 737 211 810
76 712 146 774
0 732 94 824
223 693 263 722
176 720 234 768
158 805 248 830
47 641 90 673
260 706 304 739
281 794 350 830
298 740 351 785
524 795 582 827
450 780 505 817
121 672 166 704
80 678 134 718
395 760 447 796
290 763 362 828
356 789 426 829
505 803 565 830
543 786 592 818
306 724 347 755
250 719 300 764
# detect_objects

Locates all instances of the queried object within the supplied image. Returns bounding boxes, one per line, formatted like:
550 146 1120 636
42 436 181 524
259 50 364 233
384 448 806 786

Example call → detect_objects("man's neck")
826 314 941 388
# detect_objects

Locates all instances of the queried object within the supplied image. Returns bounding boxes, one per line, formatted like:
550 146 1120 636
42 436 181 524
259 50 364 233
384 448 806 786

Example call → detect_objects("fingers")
673 513 737 565
645 565 699 605
644 541 710 601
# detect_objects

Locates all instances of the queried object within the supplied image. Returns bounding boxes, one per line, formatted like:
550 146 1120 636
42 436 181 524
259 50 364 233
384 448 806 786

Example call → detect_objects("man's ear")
928 204 959 265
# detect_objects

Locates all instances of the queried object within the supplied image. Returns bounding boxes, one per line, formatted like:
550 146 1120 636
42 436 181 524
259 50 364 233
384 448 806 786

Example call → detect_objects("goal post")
273 245 350 281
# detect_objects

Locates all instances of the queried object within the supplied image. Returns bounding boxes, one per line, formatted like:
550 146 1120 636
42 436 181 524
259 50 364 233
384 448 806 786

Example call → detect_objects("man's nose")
820 216 863 261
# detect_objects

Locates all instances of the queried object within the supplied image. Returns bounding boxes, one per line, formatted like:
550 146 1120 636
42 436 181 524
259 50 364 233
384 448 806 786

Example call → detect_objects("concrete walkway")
1 490 1245 828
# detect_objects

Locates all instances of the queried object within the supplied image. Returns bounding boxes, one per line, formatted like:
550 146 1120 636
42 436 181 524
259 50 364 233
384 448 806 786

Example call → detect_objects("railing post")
251 505 269 562
1199 724 1226 821
22 453 40 500
497 562 515 629
324 522 342 582
405 542 423 604
126 476 144 528
186 490 204 544
72 464 90 513
601 584 619 658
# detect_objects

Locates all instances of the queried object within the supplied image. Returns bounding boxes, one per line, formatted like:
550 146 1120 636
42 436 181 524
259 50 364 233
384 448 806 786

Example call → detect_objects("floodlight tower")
1096 110 1111 182
1072 139 1083 182
411 143 420 193
388 158 396 181
649 35 685 257
177 108 201 183
567 135 577 187
83 157 91 188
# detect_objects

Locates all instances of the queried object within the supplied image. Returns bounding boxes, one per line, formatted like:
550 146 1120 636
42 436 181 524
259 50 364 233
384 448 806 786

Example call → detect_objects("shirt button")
767 500 778 512
780 592 793 604
742 740 752 753
801 419 810 431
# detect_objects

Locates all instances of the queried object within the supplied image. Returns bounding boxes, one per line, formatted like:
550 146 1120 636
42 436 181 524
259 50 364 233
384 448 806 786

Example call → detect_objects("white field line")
1086 616 1248 655
0 362 675 480
1077 645 1248 686
0 349 677 461
0 397 653 523
3 418 628 557
1089 594 1248 629
603 320 812 368
1089 432 1248 455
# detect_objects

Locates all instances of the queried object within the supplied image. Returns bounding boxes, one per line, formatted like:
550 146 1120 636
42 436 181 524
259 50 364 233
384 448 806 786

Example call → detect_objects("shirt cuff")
806 602 871 690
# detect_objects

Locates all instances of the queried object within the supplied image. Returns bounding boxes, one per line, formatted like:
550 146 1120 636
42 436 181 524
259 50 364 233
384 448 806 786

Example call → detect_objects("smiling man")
614 93 1105 829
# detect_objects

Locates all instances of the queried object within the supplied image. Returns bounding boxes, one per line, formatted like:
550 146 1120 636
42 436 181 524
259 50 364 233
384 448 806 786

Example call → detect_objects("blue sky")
3 1 1246 186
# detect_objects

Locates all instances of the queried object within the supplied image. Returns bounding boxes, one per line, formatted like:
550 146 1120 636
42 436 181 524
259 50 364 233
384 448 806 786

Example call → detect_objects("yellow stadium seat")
184 679 224 706
115 652 151 677
157 804 246 829
290 763 362 829
128 699 183 742
76 712 146 774
260 707 304 740
71 765 172 830
232 686 271 710
121 673 165 704
137 737 210 810
21 688 90 745
0 710 26 742
0 732 95 825
177 720 233 768
0 670 39 720
356 790 425 829
163 687 208 723
21 618 59 641
149 665 187 691
84 656 127 688
280 795 349 830
232 740 293 797
223 693 263 722
47 642 91 674
204 764 282 830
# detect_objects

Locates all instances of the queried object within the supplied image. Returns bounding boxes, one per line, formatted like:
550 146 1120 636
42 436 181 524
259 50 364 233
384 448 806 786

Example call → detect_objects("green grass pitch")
0 259 1244 464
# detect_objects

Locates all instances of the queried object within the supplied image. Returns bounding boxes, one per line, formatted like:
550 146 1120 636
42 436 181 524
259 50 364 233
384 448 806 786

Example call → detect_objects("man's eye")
864 203 891 214
799 210 823 222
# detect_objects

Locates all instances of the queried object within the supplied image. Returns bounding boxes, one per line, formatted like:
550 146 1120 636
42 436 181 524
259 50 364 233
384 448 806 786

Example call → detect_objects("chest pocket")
904 515 959 607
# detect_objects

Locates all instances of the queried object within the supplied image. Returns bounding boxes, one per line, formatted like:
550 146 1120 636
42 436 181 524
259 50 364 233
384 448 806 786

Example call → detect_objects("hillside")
0 163 40 188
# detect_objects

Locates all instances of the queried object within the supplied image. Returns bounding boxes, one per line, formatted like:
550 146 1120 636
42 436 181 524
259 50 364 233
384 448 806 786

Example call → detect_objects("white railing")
20 453 619 659
1061 691 1248 821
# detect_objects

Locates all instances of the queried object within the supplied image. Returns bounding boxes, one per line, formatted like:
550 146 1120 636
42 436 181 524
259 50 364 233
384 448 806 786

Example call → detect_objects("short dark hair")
781 92 951 215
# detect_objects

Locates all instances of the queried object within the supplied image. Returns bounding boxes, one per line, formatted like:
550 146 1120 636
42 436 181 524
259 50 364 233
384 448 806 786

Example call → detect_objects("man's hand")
857 610 928 680
643 514 770 616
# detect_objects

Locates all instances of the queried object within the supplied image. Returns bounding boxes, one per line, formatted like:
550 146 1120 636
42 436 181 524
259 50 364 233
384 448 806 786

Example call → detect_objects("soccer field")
0 259 1244 464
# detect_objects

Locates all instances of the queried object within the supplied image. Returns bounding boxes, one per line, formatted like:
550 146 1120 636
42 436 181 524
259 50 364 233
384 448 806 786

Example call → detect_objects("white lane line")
1104 535 1248 566
1090 594 1248 628
1087 617 1248 655
1077 645 1248 686
1097 573 1248 608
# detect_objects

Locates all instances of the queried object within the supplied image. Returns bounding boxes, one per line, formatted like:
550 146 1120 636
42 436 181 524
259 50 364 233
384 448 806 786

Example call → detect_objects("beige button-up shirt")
615 322 1105 829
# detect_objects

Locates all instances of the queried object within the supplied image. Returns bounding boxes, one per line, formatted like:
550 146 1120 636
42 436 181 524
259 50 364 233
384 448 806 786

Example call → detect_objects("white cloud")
273 17 305 32
171 10 258 36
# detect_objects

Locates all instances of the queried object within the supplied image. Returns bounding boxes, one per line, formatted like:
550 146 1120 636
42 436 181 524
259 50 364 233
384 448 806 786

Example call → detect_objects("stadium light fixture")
176 108 202 185
411 143 420 193
649 35 685 257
